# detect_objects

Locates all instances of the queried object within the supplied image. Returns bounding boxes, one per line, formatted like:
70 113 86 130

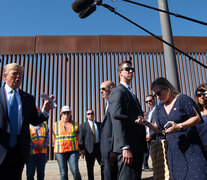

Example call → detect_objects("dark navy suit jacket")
79 121 102 154
109 83 147 154
0 87 48 164
100 110 113 158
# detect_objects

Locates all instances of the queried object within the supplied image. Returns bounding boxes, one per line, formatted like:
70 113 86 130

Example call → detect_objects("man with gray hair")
0 63 54 180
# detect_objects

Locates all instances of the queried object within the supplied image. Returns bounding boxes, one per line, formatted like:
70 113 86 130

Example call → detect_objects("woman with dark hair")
194 83 207 155
136 77 207 180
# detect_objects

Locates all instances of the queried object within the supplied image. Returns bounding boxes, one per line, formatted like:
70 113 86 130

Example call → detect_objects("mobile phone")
164 122 172 129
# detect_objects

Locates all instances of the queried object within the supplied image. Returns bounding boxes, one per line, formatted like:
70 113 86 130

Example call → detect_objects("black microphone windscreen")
71 0 94 13
78 5 96 19
112 114 128 120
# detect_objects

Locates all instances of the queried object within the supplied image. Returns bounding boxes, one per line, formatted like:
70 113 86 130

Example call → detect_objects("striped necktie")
9 90 18 147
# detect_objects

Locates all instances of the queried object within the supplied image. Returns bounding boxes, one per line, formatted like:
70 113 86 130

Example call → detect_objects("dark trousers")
26 153 47 180
0 142 24 180
117 152 143 180
85 143 103 180
102 157 118 180
143 142 150 169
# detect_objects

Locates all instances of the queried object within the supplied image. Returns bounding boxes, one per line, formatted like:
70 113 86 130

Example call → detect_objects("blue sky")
0 0 206 36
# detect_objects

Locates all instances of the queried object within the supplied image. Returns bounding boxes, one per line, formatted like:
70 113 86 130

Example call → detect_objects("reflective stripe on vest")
53 121 79 153
30 123 48 154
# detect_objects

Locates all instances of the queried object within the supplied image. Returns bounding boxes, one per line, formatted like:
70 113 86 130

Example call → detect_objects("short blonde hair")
4 63 24 74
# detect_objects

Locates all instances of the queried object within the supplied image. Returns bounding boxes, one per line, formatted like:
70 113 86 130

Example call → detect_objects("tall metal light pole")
158 0 180 92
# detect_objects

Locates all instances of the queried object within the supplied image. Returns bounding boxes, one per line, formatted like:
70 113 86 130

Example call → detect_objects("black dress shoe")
143 168 153 172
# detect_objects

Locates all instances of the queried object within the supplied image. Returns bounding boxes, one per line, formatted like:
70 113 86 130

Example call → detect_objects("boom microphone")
78 4 96 19
71 0 94 13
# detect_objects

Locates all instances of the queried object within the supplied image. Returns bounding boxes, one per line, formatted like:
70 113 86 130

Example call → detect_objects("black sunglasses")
87 112 94 115
197 92 207 97
121 67 135 72
154 89 162 96
100 87 106 91
145 99 153 103
62 111 71 114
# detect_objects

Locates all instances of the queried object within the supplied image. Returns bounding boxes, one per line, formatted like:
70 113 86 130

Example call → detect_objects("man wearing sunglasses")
143 95 157 172
79 109 103 180
108 61 146 180
100 81 118 180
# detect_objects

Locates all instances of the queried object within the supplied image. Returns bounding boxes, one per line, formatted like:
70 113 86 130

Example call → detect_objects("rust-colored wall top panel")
35 35 100 53
0 35 207 54
100 35 164 53
0 36 35 55
174 36 207 53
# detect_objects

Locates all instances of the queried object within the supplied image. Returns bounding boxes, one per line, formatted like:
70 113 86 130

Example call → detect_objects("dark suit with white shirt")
100 110 118 180
79 120 103 180
108 83 147 180
0 86 48 180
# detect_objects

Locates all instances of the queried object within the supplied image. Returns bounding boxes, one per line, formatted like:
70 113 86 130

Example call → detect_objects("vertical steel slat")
197 53 203 84
96 54 101 123
29 55 34 94
161 53 166 78
0 55 4 87
154 53 159 79
37 54 42 107
146 53 152 94
80 54 84 123
59 54 63 113
76 54 80 123
203 53 207 83
21 55 26 91
139 53 145 110
108 53 112 81
131 56 137 96
175 54 182 93
68 54 71 108
100 53 104 115
200 53 207 83
191 54 199 90
183 54 191 96
14 55 17 63
88 54 92 109
104 53 108 81
54 54 59 121
143 54 148 106
84 54 88 116
187 55 195 97
72 54 76 119
49 54 55 160
135 53 142 108
112 53 116 85
179 54 187 94
63 55 67 106
116 53 120 84
33 55 38 102
92 54 97 121
150 53 155 82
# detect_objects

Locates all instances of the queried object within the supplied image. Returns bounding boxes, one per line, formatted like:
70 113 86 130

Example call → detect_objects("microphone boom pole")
122 0 207 26
98 3 207 69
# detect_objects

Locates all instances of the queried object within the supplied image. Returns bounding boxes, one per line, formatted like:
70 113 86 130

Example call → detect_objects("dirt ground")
22 158 153 180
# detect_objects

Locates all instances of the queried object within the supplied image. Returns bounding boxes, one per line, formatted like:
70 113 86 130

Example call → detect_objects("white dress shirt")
4 84 22 135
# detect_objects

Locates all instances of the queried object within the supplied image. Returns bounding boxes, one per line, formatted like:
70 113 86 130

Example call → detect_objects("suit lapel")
86 121 93 134
102 111 109 127
0 87 9 120
19 90 25 123
119 84 139 110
